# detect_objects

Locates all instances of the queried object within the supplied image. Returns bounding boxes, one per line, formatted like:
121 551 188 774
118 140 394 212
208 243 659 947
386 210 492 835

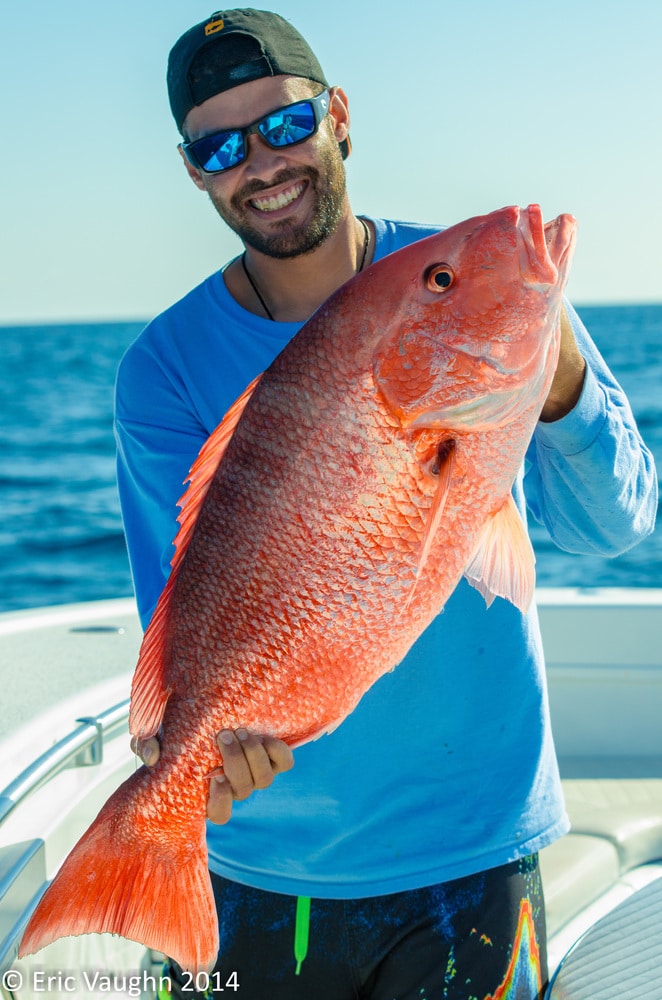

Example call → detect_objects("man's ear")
178 145 207 191
328 86 350 147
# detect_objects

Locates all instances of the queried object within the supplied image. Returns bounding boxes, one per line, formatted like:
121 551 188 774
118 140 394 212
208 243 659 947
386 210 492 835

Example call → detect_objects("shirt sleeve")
524 301 658 555
114 335 208 630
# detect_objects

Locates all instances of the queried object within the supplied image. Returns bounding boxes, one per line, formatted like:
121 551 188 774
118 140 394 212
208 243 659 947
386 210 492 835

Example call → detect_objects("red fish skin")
19 204 576 973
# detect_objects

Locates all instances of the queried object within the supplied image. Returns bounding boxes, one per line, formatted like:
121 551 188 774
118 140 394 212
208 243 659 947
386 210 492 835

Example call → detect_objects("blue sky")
1 0 660 323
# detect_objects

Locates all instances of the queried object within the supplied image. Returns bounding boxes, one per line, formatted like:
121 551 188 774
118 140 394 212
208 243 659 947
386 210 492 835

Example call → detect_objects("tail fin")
19 769 218 974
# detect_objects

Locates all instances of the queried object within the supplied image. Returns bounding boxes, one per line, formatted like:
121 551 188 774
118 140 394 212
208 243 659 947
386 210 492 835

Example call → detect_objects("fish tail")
19 769 218 974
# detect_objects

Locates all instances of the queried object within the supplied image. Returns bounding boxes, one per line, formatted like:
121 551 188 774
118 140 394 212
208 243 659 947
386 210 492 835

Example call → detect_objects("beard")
207 137 347 259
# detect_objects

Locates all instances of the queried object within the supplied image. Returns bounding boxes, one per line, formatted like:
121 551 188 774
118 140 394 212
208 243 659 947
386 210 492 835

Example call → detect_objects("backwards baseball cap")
167 9 350 158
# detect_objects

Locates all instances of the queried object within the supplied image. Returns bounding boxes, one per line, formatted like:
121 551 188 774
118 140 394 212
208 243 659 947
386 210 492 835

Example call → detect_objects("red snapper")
21 203 576 972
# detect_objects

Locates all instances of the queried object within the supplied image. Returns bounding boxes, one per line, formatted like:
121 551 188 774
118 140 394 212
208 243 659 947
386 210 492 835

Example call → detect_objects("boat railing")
0 699 130 973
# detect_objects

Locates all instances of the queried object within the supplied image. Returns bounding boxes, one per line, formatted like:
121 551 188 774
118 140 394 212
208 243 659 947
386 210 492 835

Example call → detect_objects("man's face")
181 75 349 258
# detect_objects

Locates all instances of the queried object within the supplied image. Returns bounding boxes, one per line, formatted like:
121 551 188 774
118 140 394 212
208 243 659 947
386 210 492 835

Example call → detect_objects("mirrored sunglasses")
180 89 331 174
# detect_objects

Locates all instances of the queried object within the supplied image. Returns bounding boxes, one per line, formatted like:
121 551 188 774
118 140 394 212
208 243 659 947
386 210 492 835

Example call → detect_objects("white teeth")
251 182 305 213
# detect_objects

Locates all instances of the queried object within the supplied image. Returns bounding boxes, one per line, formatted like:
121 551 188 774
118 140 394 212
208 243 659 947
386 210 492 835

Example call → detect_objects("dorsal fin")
173 374 263 573
129 374 262 739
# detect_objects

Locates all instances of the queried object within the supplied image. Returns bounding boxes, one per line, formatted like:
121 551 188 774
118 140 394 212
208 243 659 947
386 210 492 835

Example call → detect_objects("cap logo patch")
204 17 225 36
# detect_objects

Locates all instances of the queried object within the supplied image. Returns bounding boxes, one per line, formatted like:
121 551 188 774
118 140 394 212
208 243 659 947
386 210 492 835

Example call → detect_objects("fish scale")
20 204 576 973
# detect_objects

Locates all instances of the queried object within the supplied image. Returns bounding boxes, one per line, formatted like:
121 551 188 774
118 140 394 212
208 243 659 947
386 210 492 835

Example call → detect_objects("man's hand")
540 305 587 422
131 729 294 824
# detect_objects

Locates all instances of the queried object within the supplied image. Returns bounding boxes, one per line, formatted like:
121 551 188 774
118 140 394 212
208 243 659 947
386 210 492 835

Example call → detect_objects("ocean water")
0 306 660 615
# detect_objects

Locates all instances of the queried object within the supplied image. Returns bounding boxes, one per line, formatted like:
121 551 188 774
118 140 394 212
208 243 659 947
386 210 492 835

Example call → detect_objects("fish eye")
425 264 454 293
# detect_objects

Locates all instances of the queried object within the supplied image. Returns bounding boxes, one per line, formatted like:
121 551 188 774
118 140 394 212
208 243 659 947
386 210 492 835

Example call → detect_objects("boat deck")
536 588 662 973
0 600 140 730
0 590 660 996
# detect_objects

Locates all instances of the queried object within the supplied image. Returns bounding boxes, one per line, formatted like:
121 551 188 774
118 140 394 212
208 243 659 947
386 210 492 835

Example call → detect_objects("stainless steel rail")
0 699 130 827
0 700 130 975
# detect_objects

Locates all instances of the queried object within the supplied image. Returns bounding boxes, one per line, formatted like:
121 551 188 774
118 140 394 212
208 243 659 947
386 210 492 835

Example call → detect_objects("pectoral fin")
416 439 456 581
463 495 536 613
405 439 456 610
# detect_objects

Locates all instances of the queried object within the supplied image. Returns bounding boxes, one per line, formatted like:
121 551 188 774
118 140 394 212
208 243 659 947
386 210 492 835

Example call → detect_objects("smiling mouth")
249 180 306 214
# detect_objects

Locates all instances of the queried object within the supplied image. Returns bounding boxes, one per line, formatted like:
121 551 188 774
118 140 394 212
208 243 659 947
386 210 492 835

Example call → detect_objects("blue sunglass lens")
259 102 317 147
194 131 245 172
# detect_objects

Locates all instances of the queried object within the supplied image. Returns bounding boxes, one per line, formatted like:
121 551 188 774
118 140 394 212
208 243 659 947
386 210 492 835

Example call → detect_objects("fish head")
373 204 577 432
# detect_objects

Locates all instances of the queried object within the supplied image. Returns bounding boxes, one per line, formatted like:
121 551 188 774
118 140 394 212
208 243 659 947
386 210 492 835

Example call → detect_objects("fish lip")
516 204 559 287
544 211 577 279
516 204 577 288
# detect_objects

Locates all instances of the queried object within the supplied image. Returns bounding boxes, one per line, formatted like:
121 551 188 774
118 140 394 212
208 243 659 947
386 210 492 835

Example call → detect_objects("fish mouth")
517 204 577 288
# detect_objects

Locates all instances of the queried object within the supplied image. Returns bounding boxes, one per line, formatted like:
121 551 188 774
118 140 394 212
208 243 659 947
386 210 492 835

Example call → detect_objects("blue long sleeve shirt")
114 217 657 896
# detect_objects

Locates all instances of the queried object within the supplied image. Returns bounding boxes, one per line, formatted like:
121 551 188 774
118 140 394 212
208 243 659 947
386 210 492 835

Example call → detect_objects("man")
115 10 657 999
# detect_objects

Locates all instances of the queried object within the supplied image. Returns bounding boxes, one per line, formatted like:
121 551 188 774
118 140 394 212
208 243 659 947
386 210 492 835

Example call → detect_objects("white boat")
0 588 661 998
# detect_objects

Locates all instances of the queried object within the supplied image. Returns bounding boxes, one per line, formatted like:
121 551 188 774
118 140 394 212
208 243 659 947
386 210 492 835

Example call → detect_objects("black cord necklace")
241 253 275 321
356 217 370 272
242 217 371 322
